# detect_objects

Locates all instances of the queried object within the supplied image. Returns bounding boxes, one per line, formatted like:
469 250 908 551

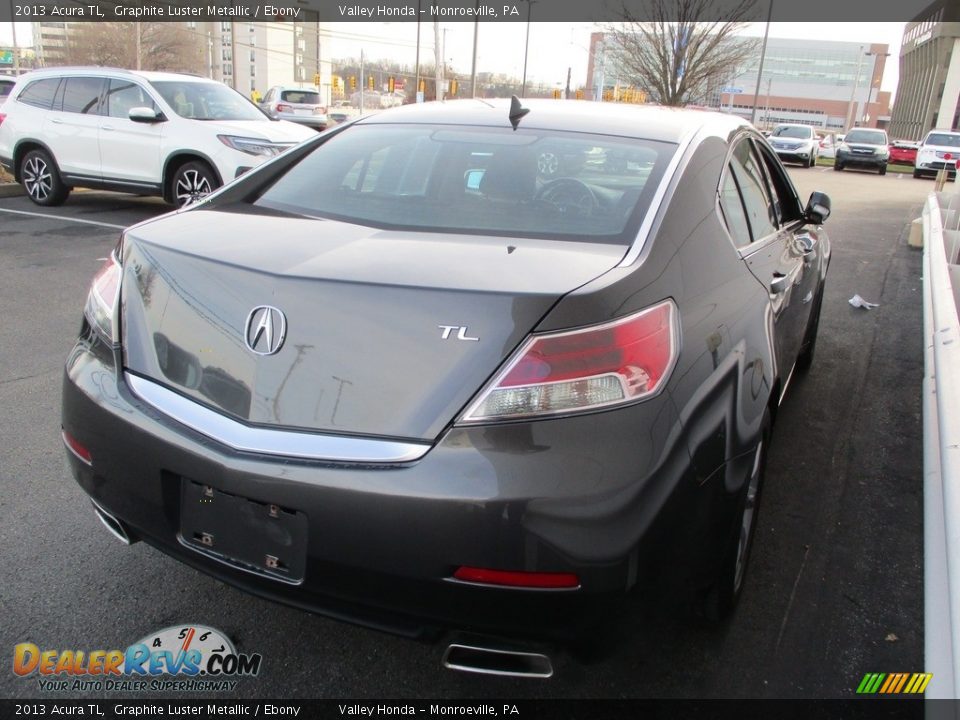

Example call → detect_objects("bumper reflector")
453 566 580 589
62 429 92 466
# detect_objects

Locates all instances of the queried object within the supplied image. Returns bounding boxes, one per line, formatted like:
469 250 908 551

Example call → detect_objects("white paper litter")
848 294 879 310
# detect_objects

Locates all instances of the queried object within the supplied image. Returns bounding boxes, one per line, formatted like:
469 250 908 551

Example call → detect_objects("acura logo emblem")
244 306 287 356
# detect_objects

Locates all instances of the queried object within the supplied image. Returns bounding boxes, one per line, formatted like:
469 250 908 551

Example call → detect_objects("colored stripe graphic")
856 672 932 694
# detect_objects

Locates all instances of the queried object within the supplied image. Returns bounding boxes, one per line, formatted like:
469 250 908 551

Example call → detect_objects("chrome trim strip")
124 372 431 463
617 126 700 268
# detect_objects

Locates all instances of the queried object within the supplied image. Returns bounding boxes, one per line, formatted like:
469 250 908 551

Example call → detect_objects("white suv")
767 124 819 168
0 67 315 207
914 129 960 180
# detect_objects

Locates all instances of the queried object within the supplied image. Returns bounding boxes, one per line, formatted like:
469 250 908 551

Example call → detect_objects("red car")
889 141 919 165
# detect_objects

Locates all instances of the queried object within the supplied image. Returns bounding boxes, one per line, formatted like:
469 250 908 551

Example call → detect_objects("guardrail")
923 185 960 699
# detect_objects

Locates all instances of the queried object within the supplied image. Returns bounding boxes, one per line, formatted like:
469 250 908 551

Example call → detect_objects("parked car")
0 67 315 208
889 140 919 165
767 123 819 167
258 85 327 131
914 129 960 180
62 100 830 676
834 128 890 175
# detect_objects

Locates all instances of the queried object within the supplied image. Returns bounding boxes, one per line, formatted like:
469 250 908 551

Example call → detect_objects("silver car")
259 86 327 131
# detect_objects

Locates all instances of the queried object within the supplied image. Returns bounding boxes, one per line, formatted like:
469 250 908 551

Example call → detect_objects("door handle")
770 272 790 295
50 118 63 124
101 125 114 131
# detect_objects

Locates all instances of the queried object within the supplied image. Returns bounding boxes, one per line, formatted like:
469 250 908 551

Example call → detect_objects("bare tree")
65 23 204 73
604 0 759 107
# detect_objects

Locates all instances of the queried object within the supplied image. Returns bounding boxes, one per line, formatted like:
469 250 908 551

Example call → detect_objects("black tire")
701 414 771 622
913 169 922 179
879 165 887 176
796 284 824 372
170 160 219 208
834 163 843 171
20 148 69 206
808 155 816 168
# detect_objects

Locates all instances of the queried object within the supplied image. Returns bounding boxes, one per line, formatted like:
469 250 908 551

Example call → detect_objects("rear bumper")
62 333 730 643
915 162 957 177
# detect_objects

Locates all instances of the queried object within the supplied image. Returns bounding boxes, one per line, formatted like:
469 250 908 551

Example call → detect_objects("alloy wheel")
23 156 52 202
175 169 213 206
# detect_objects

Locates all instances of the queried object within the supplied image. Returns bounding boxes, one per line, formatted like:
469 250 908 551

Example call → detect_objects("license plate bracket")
179 479 307 584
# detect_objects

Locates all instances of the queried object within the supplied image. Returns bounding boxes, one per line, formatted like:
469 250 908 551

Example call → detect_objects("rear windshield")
253 124 676 243
845 130 886 145
281 90 321 104
926 133 960 148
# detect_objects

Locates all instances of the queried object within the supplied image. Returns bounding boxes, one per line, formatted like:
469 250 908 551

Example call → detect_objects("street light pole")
845 46 865 131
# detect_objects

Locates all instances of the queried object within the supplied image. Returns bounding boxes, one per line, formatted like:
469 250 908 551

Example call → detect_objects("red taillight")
945 153 954 160
276 103 291 113
461 300 678 422
0 112 6 127
453 566 580 589
62 430 92 465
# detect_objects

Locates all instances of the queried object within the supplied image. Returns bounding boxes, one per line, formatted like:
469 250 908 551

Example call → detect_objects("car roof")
15 66 217 84
355 98 748 144
926 129 960 137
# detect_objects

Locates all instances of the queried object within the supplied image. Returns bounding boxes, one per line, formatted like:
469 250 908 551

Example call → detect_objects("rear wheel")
879 165 887 176
171 161 218 208
701 414 771 622
808 155 816 168
834 163 843 171
20 148 69 206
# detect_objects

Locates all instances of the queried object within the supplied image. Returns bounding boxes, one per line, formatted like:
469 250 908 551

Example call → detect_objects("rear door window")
17 78 60 109
61 77 105 115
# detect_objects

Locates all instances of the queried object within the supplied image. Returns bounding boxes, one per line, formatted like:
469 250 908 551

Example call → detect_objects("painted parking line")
0 207 126 229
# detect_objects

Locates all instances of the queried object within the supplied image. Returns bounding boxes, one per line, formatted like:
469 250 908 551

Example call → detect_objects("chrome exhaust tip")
91 500 136 545
442 643 553 678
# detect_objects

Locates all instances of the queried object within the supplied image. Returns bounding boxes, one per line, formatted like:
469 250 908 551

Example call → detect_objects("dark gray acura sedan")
62 99 830 677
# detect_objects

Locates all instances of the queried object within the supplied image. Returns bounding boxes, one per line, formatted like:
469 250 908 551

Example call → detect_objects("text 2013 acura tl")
62 99 830 677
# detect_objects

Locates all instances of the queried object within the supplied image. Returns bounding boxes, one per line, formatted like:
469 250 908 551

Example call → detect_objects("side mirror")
804 191 831 224
128 106 164 124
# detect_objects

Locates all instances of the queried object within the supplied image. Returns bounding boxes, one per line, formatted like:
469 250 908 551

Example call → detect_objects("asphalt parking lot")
0 167 931 699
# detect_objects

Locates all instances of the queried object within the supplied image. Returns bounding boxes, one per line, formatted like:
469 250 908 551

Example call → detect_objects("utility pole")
764 77 772 129
433 19 441 101
470 6 479 98
10 11 20 75
415 0 422 101
520 0 533 98
565 66 571 99
359 48 365 116
135 23 142 71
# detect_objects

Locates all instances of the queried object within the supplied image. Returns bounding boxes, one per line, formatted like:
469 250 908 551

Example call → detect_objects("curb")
0 183 23 198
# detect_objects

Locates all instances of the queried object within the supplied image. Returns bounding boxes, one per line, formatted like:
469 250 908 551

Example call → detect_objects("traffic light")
368 75 374 90
350 76 356 90
418 79 425 93
332 76 341 92
388 76 395 93
552 89 561 99
313 73 320 87
449 79 458 96
575 89 584 100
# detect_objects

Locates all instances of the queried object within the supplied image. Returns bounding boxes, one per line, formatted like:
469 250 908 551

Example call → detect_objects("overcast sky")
2 21 905 94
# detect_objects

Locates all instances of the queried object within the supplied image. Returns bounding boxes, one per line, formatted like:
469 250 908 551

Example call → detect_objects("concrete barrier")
923 187 960 699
